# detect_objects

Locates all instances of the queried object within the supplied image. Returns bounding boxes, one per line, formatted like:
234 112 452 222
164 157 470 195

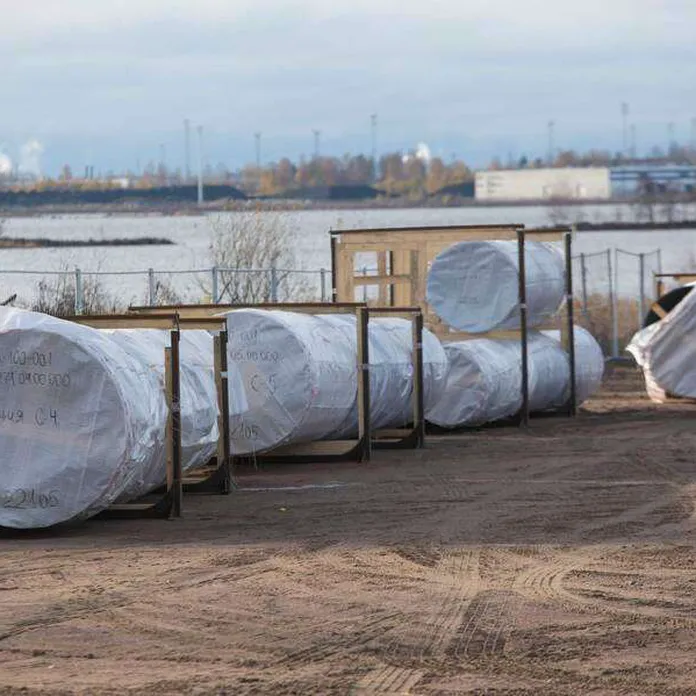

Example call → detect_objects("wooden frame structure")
367 306 425 450
654 273 696 305
66 313 183 519
129 302 372 464
331 224 577 425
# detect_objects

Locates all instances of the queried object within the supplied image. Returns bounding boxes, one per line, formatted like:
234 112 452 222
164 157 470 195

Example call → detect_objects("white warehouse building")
475 167 611 201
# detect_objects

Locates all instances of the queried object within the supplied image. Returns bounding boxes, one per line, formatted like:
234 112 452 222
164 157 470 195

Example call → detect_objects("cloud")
0 1 694 172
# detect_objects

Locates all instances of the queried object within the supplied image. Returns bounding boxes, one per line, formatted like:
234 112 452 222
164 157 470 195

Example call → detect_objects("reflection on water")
1 204 694 305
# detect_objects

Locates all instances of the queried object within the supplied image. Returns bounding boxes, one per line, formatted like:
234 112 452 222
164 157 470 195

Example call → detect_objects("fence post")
212 266 219 304
148 268 156 306
320 268 327 302
362 266 367 302
638 252 646 330
607 249 618 358
613 248 620 355
656 248 663 276
580 253 588 317
74 268 84 315
270 265 278 302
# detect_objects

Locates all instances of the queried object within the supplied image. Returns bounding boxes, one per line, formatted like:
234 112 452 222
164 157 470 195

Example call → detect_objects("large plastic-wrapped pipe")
0 308 166 529
628 289 696 402
426 240 565 333
103 329 220 496
224 310 357 455
426 326 604 428
322 316 449 435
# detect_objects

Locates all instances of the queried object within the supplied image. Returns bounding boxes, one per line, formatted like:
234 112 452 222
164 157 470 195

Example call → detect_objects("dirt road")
2 364 696 695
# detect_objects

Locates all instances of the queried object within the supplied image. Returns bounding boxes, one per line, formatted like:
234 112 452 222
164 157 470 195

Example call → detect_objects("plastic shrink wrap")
322 316 449 436
426 326 603 428
627 289 696 402
224 310 357 455
426 240 565 333
0 308 166 529
103 329 220 495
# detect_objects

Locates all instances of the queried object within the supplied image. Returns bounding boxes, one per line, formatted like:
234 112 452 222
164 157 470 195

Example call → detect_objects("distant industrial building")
475 164 696 202
475 167 611 201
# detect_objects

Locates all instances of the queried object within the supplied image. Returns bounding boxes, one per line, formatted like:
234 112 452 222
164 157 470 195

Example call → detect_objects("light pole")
184 118 191 182
254 132 262 169
371 113 378 183
197 125 204 205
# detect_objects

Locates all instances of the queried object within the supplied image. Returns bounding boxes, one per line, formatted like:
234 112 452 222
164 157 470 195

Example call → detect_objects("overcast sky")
2 0 695 175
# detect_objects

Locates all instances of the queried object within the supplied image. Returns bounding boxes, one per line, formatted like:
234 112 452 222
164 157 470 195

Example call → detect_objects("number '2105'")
1 489 60 509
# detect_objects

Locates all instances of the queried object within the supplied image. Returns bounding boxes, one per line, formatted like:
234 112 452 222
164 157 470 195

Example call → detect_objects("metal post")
517 228 529 427
607 249 619 359
412 311 425 448
74 268 84 315
614 248 621 354
330 233 338 303
212 266 219 304
580 252 588 317
270 264 279 302
362 266 368 303
656 248 663 275
320 268 327 302
639 252 646 330
356 306 371 462
565 231 577 416
148 268 156 306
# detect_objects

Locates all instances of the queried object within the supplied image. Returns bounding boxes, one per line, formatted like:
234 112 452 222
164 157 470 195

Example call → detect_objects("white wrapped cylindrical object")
104 329 219 495
0 309 166 529
543 326 605 404
225 310 357 455
426 327 604 429
323 316 449 435
426 240 565 333
627 290 696 402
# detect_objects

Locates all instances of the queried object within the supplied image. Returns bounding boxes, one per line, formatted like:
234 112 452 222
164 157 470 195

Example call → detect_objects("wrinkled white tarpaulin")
0 308 225 529
627 289 696 402
426 240 565 333
426 326 604 428
223 310 449 455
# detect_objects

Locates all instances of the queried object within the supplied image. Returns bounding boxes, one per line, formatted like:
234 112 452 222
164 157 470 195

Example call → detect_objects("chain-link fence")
0 266 332 316
0 250 672 359
572 248 662 359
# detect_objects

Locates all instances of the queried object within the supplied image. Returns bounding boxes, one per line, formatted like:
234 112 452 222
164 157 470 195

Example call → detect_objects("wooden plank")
651 303 668 319
68 314 178 329
265 440 361 456
377 252 388 305
331 224 522 236
373 429 413 439
353 274 411 286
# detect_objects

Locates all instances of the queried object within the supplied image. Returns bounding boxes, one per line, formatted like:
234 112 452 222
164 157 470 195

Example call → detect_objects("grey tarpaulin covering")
627 289 696 402
104 329 220 495
426 240 565 333
426 326 604 428
0 308 166 529
0 309 231 529
224 310 449 455
322 315 449 436
224 309 357 455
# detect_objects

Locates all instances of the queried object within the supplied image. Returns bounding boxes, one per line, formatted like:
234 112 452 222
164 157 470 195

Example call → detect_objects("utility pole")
370 113 378 182
668 121 676 157
312 129 321 159
621 102 629 155
197 125 204 205
630 124 637 160
184 118 191 182
547 120 555 166
254 132 262 169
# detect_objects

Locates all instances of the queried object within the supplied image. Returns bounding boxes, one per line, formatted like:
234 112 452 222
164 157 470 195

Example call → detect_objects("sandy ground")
2 363 696 695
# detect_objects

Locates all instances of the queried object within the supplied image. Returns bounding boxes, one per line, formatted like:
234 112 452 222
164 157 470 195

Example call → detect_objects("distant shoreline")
0 237 174 248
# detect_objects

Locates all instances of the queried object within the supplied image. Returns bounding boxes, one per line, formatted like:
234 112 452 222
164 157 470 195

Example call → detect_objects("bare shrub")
205 212 315 303
574 293 642 355
30 270 120 317
147 277 182 306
